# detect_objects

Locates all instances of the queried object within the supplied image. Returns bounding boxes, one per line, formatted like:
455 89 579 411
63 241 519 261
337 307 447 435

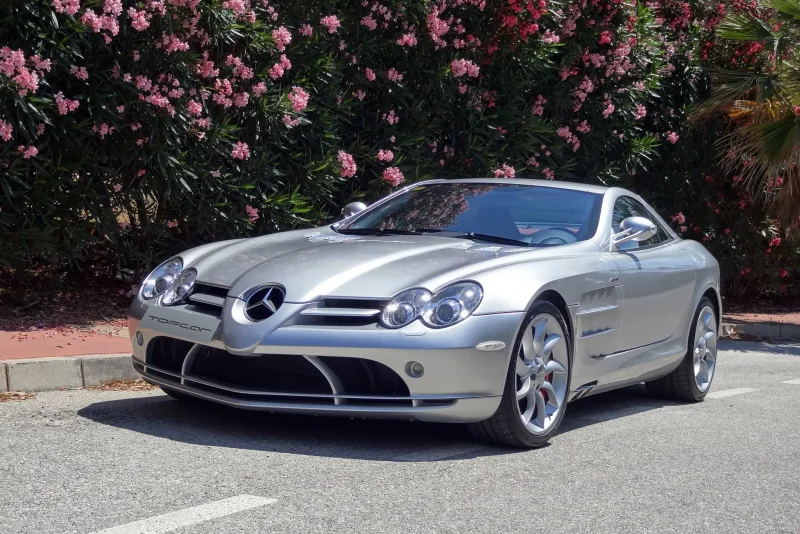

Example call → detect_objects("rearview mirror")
341 201 367 219
612 216 657 249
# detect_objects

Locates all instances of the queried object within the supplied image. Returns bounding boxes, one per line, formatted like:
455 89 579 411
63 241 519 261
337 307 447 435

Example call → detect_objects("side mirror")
341 201 367 219
612 216 657 249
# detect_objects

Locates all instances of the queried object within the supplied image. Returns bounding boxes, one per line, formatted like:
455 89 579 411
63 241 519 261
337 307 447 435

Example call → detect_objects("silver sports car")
128 178 720 448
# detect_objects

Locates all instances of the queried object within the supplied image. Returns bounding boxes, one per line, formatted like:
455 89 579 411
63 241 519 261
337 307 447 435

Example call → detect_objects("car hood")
189 227 592 302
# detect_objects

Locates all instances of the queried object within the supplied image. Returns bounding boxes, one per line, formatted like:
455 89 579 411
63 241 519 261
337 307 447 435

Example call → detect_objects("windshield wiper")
417 229 531 247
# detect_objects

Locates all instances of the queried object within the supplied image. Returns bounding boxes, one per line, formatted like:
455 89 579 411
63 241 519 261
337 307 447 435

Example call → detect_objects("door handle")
609 274 619 283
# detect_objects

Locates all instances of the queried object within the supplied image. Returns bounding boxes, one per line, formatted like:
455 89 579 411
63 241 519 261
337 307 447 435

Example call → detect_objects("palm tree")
692 0 800 233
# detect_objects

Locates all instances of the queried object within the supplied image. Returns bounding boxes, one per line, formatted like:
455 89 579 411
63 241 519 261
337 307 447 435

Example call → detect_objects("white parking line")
706 388 757 399
88 495 276 534
781 379 800 385
392 444 489 462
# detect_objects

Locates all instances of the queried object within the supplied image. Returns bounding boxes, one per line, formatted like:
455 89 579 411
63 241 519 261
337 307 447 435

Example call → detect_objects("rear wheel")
468 301 572 448
645 297 717 401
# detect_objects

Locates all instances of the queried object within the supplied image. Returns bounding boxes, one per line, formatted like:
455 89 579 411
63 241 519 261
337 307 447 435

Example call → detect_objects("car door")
611 196 696 352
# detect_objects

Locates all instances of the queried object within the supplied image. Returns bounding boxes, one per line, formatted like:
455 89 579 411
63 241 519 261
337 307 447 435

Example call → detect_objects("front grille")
148 337 194 375
187 282 229 316
189 347 332 394
319 356 410 396
296 297 389 327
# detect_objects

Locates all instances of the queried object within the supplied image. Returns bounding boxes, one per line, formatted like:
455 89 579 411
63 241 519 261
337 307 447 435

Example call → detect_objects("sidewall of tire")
684 296 716 401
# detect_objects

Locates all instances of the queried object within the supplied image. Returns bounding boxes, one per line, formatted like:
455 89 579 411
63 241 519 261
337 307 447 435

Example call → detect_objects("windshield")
339 182 603 246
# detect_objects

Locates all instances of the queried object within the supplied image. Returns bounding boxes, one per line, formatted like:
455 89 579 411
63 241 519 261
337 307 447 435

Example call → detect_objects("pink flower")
666 131 679 144
365 68 376 82
92 123 114 139
450 59 480 78
252 82 267 97
382 109 399 125
781 269 789 278
167 220 178 228
599 31 612 45
232 141 250 160
0 120 13 142
30 56 51 73
70 65 89 80
576 120 591 134
128 8 151 31
52 0 80 16
542 168 555 179
671 212 686 224
532 95 546 116
132 50 140 62
299 24 313 37
494 163 515 178
288 86 310 112
337 150 356 178
354 90 366 101
634 104 647 120
187 100 203 116
377 149 394 162
382 167 404 187
211 170 221 178
769 236 781 247
390 136 396 143
282 114 300 127
113 183 122 192
269 54 292 80
602 101 615 118
387 68 403 82
245 204 259 223
18 145 38 159
361 15 378 30
397 32 418 47
272 26 292 51
233 92 249 108
54 92 80 115
458 83 468 94
321 15 341 34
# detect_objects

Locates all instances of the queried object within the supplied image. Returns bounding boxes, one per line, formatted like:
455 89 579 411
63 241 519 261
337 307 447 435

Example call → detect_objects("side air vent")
244 285 286 322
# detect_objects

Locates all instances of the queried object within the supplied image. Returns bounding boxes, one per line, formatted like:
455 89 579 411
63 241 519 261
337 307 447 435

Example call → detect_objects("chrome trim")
188 293 226 307
133 357 483 401
299 308 381 317
578 328 617 340
303 355 347 405
576 305 619 316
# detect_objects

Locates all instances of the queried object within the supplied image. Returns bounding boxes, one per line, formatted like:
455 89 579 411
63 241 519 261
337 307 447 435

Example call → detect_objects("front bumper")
128 299 523 423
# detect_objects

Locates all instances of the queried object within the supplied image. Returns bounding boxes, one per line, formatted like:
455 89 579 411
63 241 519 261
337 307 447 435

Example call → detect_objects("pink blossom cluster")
337 150 357 178
542 168 555 180
321 15 341 34
576 120 591 134
70 65 89 80
288 86 310 112
196 53 220 78
532 95 546 116
245 204 259 223
383 167 404 186
0 119 13 142
666 131 679 144
92 123 115 139
128 8 151 31
387 68 403 82
283 114 301 127
382 109 399 125
601 100 615 119
397 32 418 47
225 55 254 80
232 141 250 160
450 59 479 78
18 145 38 159
1 47 52 97
252 82 267 97
557 126 581 152
54 91 80 115
299 24 313 37
365 68 376 81
52 0 80 16
376 149 394 162
269 54 292 80
361 15 378 30
494 163 515 178
272 26 292 51
634 103 647 120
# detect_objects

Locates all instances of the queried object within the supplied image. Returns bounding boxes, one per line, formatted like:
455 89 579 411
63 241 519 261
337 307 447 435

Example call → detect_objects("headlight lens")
421 282 483 328
380 288 431 329
161 268 197 306
140 257 183 300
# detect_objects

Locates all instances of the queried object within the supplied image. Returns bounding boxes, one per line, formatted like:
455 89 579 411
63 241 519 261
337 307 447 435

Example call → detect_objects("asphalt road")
1 339 799 534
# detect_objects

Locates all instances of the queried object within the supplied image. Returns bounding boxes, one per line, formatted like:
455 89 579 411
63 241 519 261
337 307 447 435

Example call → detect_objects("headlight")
140 257 183 300
380 288 431 329
161 268 197 306
380 282 483 329
421 282 483 328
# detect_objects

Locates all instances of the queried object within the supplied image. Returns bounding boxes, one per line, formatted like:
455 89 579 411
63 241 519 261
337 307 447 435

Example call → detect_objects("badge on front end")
141 305 221 344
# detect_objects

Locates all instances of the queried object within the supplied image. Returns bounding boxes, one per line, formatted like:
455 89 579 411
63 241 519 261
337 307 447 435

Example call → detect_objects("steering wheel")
528 227 578 246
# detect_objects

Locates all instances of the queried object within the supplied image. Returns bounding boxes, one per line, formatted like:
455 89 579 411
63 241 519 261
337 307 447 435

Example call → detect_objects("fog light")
406 361 424 378
135 331 144 346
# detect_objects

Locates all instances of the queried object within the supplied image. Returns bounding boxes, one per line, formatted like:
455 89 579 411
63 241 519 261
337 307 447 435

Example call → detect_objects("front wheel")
645 297 718 402
468 301 572 448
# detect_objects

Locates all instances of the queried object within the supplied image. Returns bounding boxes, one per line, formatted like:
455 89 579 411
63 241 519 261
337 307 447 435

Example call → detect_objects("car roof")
420 177 613 195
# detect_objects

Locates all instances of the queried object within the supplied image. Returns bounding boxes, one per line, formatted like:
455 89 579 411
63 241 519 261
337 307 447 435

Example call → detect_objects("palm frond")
716 14 775 41
765 0 800 20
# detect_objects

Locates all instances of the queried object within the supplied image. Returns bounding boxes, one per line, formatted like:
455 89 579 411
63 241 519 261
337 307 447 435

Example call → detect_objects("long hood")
189 227 592 302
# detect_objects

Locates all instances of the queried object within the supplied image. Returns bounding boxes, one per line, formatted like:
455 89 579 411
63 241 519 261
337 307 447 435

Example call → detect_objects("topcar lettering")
148 315 213 333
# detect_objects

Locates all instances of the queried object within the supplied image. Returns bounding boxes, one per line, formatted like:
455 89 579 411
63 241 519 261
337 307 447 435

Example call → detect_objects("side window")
611 196 670 249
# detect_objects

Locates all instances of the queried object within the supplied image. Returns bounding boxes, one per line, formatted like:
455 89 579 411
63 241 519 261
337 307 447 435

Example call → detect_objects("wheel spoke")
542 333 561 358
702 310 713 330
703 331 715 343
697 359 709 384
703 349 716 363
545 358 566 375
532 318 547 357
541 381 560 410
533 391 547 429
516 356 531 378
521 403 535 425
516 377 532 400
521 326 535 361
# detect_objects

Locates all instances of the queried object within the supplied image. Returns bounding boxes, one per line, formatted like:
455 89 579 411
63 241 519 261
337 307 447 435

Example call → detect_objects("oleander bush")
0 0 797 299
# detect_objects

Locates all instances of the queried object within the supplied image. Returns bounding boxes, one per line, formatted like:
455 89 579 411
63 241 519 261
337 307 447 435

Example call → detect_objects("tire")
468 301 573 448
645 296 718 402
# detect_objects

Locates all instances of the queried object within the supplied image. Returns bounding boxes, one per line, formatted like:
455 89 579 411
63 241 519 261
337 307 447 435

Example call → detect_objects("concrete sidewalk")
2 313 798 393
